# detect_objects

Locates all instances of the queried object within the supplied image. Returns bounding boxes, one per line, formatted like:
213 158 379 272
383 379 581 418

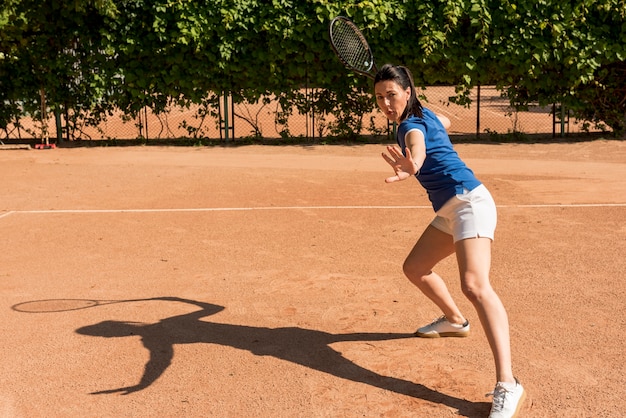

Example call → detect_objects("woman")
376 64 525 418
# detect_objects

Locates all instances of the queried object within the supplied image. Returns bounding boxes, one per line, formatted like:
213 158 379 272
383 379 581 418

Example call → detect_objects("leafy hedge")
1 0 625 140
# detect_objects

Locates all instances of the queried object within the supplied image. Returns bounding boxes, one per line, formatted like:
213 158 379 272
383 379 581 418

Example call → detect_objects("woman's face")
374 80 410 123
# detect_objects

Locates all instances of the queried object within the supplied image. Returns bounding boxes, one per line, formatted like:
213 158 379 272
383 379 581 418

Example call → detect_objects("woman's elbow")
437 115 451 130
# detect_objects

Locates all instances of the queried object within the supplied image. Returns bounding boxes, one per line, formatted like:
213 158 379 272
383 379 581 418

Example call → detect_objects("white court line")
500 203 626 208
0 211 15 219
2 203 625 217
8 206 433 214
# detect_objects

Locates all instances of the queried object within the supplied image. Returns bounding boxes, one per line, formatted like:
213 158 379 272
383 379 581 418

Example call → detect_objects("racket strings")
331 22 374 72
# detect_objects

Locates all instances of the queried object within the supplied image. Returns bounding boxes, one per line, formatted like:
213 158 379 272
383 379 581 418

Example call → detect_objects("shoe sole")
414 330 470 338
510 389 527 418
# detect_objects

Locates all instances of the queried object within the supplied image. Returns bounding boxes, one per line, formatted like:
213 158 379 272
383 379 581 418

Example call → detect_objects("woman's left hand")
381 145 419 183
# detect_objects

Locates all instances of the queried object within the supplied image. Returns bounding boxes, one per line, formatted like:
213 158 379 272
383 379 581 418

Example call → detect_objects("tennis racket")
329 16 378 79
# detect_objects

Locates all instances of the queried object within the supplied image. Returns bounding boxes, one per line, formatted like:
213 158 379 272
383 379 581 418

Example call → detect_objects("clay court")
1 140 625 417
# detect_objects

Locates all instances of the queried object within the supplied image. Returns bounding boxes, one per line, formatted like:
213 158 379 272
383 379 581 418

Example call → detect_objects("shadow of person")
75 296 488 416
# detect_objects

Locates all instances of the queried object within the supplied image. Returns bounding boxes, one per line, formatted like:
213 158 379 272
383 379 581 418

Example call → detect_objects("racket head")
12 299 103 313
329 16 377 79
11 298 143 313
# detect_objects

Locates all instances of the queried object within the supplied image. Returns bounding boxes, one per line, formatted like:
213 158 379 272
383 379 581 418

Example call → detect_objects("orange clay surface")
0 140 625 417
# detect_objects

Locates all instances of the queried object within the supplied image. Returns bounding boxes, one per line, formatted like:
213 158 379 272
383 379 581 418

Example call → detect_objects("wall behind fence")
3 86 595 144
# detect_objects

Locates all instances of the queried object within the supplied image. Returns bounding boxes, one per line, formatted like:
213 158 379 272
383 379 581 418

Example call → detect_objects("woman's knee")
403 259 432 284
461 273 494 303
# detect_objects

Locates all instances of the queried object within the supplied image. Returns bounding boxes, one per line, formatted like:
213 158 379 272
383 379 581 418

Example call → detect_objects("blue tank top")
396 108 481 211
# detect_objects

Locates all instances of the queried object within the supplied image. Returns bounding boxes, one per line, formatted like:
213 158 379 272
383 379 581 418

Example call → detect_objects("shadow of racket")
12 298 154 313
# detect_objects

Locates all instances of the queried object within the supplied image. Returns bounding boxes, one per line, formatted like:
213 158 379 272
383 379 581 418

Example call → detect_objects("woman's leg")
455 237 514 383
403 225 466 325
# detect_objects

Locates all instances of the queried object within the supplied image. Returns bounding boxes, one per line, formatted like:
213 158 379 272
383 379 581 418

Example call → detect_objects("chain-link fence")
2 86 600 145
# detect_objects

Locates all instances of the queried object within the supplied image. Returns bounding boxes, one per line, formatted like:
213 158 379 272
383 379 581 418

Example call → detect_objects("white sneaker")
414 315 470 338
487 379 526 418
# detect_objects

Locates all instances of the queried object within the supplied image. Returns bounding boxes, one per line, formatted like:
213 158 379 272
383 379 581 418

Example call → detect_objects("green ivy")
1 0 625 140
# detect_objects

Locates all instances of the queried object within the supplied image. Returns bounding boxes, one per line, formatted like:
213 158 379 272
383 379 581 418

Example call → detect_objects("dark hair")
374 64 423 120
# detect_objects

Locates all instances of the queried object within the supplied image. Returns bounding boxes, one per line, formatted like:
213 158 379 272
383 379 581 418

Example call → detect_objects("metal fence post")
476 83 481 140
223 93 230 141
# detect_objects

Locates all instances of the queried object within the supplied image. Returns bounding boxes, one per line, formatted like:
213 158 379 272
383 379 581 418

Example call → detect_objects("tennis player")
376 64 525 418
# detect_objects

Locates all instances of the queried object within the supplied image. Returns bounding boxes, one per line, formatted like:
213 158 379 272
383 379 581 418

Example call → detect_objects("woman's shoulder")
401 114 425 127
421 107 439 120
404 108 437 122
400 109 439 131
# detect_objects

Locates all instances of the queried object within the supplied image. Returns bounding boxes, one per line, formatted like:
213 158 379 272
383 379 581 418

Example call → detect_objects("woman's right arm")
405 129 426 173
